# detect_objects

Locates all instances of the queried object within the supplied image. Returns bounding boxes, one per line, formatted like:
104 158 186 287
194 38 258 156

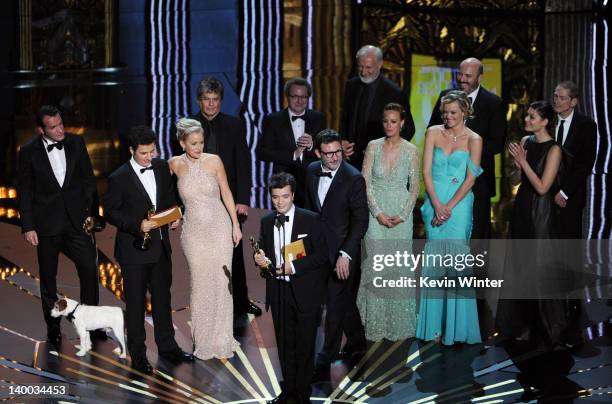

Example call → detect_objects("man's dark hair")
197 77 224 100
314 128 342 150
284 77 312 98
556 80 580 99
127 125 157 150
268 172 296 194
36 105 61 128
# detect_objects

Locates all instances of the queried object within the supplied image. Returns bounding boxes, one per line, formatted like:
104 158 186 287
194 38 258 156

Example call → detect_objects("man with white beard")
340 45 415 170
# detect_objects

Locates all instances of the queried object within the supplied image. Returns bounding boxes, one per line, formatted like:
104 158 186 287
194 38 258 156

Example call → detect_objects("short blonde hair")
175 118 204 142
439 90 474 120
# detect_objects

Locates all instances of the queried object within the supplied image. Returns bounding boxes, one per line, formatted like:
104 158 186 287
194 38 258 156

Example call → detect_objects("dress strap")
466 157 483 177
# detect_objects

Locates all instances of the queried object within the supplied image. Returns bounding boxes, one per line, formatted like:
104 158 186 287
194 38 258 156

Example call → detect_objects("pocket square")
297 234 308 239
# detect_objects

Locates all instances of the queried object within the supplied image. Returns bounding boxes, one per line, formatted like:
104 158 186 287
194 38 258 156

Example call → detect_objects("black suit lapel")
126 164 154 208
62 136 78 189
264 216 277 268
282 109 297 147
310 167 322 212
290 209 300 242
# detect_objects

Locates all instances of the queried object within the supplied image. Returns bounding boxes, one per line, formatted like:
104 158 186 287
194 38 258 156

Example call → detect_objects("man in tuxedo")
255 173 328 404
17 105 100 347
257 77 326 206
552 80 597 238
552 81 597 348
103 126 193 374
189 77 261 317
429 57 507 239
340 45 415 170
304 129 369 378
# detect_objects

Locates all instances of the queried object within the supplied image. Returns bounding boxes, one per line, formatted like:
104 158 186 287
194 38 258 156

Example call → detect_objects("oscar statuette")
134 207 156 251
249 236 276 279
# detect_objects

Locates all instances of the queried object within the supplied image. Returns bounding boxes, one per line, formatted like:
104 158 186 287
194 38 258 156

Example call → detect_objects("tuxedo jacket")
257 108 326 174
259 207 329 312
304 161 369 265
340 75 416 167
429 86 507 197
189 112 252 205
17 133 97 236
559 110 597 208
103 158 177 265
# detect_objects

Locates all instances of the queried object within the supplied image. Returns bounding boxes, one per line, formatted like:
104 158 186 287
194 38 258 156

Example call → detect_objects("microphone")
275 213 288 229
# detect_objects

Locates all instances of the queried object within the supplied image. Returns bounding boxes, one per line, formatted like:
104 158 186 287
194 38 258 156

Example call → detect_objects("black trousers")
270 281 318 399
317 262 366 367
121 249 179 358
37 220 99 330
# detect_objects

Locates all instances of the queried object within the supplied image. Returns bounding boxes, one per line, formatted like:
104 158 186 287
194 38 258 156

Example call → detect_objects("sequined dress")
178 154 239 359
357 138 420 341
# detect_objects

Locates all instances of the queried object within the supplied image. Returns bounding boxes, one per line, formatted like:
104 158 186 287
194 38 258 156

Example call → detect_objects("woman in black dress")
497 101 568 347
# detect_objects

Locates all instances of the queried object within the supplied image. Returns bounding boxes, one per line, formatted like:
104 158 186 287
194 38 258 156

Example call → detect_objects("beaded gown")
177 154 239 359
357 138 420 341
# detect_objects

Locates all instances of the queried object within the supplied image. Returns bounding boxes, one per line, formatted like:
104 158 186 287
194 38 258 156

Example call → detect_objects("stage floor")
0 213 610 403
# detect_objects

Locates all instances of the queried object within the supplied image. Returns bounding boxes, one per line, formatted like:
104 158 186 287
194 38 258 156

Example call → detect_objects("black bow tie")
275 214 290 223
291 115 304 122
140 166 154 174
46 141 64 152
316 171 332 178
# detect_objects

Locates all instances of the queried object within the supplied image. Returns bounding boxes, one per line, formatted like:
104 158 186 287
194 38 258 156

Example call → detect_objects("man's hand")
24 230 38 246
297 134 313 149
341 140 354 158
254 252 269 268
169 219 181 230
236 204 249 216
276 261 293 276
554 192 567 208
335 256 350 280
141 219 158 233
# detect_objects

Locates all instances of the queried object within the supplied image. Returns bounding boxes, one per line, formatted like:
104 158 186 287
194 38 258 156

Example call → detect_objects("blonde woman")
169 118 241 360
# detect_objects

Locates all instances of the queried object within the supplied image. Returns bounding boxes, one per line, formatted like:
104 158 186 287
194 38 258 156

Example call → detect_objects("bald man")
341 45 415 170
428 57 507 240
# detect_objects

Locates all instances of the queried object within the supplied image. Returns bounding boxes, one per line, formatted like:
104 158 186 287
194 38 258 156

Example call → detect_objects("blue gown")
416 147 482 345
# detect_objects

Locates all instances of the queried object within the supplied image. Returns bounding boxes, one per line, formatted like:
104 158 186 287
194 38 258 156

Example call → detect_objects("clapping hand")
341 140 354 159
508 142 528 168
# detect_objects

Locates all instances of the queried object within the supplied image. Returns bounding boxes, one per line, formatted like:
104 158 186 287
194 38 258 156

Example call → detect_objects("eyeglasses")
320 149 342 158
288 95 309 101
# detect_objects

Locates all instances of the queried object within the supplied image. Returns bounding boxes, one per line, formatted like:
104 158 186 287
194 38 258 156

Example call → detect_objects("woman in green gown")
357 102 420 341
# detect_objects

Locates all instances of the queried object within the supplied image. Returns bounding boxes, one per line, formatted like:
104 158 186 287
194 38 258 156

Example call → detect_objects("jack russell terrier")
51 297 127 358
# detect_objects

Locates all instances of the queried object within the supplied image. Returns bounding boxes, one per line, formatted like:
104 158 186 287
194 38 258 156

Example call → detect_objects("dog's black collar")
66 304 80 323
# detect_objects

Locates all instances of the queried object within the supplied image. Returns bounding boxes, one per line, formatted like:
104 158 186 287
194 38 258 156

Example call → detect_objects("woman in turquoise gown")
416 90 482 345
357 103 420 341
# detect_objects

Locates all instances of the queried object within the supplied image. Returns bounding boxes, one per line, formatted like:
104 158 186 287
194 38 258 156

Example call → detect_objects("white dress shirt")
129 158 157 207
273 204 296 281
42 137 67 187
317 164 338 207
289 109 306 161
